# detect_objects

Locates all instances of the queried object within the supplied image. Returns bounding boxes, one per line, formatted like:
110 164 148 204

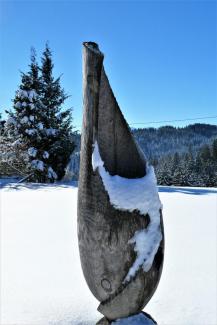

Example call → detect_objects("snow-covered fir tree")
12 88 59 182
4 49 59 182
2 45 75 182
0 109 30 178
40 43 75 179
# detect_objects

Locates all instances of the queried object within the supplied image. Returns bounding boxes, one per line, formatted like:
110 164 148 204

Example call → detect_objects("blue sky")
0 0 216 130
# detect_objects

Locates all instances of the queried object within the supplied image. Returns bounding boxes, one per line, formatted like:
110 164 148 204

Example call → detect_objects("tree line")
132 124 217 159
0 45 75 182
154 139 217 187
64 125 217 187
132 125 217 187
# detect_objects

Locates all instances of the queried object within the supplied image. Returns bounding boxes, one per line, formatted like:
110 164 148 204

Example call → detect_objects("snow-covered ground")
0 182 216 325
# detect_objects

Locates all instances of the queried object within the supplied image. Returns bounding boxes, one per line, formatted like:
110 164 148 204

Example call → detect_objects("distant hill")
73 123 217 159
132 123 217 160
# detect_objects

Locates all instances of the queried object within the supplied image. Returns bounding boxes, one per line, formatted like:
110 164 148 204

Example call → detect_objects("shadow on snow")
158 186 217 195
0 179 216 195
0 179 78 190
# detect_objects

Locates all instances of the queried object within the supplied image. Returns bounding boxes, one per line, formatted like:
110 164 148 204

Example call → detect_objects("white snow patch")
20 116 29 124
31 159 44 171
45 128 57 136
29 115 35 121
112 313 155 325
6 117 17 126
29 103 35 110
28 90 37 101
17 89 36 101
92 141 104 171
48 166 57 179
17 89 28 99
128 227 162 277
28 147 37 158
92 141 162 281
56 112 62 120
25 129 36 136
37 122 44 130
14 101 21 108
22 102 27 107
43 151 49 159
12 139 22 147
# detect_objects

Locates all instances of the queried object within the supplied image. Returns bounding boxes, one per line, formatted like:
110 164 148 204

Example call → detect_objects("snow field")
0 184 217 325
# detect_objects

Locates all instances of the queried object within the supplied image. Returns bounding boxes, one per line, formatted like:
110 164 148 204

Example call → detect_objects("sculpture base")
96 312 157 325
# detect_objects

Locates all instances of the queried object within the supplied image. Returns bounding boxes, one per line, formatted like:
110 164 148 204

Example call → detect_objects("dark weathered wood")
98 67 146 178
96 317 110 325
77 42 164 322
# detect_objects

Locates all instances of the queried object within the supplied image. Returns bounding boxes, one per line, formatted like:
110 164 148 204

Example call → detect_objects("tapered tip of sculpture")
83 41 104 56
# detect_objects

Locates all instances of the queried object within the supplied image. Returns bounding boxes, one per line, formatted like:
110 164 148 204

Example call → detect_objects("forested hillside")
132 124 217 159
69 123 217 186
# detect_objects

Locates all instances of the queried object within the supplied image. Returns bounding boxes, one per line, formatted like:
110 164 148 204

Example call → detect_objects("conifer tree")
4 49 59 182
21 47 41 92
0 113 5 135
2 45 75 182
212 139 217 162
200 144 211 161
172 152 180 174
183 151 196 185
40 43 75 179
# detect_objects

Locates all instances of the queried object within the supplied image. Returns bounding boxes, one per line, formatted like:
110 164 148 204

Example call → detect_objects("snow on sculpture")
92 141 162 282
78 42 164 325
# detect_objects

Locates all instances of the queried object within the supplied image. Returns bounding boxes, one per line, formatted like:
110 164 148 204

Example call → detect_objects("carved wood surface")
78 42 164 321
